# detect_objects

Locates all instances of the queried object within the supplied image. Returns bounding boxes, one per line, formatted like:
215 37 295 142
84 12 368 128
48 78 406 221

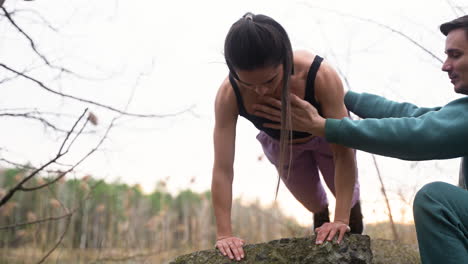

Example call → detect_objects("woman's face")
235 64 283 96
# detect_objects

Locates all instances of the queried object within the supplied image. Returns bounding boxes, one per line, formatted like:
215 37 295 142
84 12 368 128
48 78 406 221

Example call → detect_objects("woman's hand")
215 236 246 261
252 94 326 136
314 221 351 244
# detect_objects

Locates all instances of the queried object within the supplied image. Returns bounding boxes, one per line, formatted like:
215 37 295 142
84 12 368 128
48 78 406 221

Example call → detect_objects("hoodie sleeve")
345 91 442 119
326 96 468 161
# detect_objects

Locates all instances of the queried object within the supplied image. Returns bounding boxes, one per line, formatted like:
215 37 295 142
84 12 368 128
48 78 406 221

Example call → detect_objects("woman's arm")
313 62 357 244
212 80 245 261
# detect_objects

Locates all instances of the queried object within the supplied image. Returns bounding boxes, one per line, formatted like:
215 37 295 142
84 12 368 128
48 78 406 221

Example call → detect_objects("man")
252 15 468 264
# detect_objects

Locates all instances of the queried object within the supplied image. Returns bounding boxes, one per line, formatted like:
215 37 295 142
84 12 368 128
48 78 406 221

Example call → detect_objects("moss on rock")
170 234 372 264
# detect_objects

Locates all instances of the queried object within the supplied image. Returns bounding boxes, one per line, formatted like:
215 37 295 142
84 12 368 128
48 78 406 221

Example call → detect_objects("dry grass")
0 248 187 264
372 239 420 264
366 221 420 264
364 221 418 244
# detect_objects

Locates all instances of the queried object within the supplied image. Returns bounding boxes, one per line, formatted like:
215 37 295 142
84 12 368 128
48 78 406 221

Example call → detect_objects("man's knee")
413 181 450 214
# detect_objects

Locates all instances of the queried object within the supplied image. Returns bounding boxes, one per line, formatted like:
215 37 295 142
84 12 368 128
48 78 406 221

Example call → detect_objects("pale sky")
1 0 466 226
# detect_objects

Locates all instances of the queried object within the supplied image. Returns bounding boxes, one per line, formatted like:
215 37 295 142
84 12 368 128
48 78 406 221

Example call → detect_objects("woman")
211 12 363 261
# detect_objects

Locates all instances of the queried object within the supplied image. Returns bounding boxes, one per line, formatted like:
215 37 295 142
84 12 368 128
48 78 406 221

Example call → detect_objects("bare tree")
0 1 193 262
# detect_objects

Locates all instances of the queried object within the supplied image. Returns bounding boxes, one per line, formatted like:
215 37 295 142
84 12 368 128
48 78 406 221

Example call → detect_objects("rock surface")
170 234 373 264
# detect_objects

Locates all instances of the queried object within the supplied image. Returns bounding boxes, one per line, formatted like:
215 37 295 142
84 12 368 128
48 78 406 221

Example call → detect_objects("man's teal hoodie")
326 91 468 189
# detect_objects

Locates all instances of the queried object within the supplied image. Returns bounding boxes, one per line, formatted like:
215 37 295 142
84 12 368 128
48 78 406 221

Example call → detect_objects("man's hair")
440 15 468 38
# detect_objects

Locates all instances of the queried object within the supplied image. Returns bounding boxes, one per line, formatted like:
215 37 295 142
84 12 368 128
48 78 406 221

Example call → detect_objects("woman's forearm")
212 169 234 237
332 147 357 224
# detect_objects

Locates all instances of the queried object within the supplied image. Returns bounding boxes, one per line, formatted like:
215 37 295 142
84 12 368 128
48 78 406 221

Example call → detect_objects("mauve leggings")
257 131 360 213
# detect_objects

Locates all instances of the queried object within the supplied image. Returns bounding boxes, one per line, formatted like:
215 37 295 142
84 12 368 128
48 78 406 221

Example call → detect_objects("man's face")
442 28 468 95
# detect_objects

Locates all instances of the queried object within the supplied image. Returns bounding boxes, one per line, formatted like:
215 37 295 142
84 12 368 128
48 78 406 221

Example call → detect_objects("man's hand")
215 236 246 261
252 94 326 137
314 221 351 244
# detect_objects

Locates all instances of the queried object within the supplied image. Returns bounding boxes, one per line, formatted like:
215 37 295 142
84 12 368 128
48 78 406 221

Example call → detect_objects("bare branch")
397 187 416 207
300 2 444 63
0 109 88 207
20 170 68 192
0 158 36 171
22 116 114 191
315 26 354 90
0 64 28 84
445 0 468 16
5 8 58 32
36 214 71 264
1 7 116 82
0 112 67 132
0 75 19 85
0 158 75 177
39 178 103 264
0 179 103 230
0 108 90 120
0 0 4 8
0 178 105 264
0 64 53 85
0 110 99 135
371 154 399 241
0 63 195 118
0 6 99 84
34 179 104 264
0 211 70 230
58 109 89 155
2 7 60 69
0 156 60 207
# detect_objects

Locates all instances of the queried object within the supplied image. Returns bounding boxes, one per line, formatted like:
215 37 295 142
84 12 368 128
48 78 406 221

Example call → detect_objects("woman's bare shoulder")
215 76 238 116
294 50 316 65
293 50 318 78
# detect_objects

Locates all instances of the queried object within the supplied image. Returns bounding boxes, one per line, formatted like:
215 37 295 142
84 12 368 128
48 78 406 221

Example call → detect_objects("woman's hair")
224 12 293 199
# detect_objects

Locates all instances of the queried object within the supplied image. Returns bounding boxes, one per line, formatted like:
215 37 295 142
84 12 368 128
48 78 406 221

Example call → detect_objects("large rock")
170 234 372 264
